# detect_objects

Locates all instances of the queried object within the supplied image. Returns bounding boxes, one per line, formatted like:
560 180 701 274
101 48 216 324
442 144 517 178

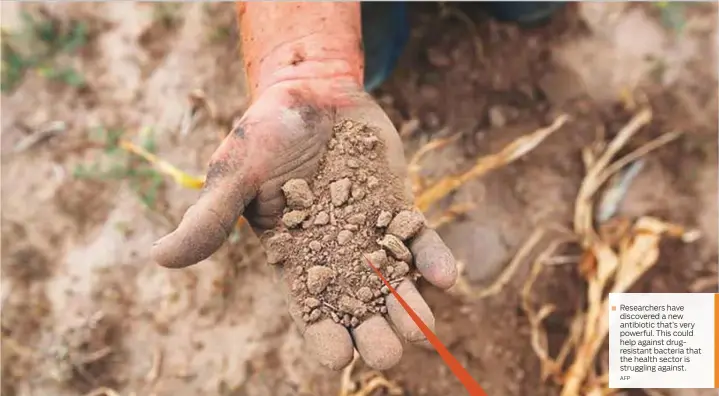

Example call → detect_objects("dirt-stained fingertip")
305 319 354 370
386 279 435 343
352 315 403 370
409 228 458 289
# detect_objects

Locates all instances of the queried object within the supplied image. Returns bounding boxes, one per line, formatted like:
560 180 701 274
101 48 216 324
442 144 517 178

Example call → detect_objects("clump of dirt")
261 120 426 329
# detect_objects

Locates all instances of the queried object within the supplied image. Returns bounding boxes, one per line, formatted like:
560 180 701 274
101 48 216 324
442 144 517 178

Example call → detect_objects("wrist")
237 3 364 102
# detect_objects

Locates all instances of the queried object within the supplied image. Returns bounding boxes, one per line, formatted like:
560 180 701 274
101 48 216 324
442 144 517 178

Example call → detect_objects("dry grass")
339 353 404 396
516 107 699 396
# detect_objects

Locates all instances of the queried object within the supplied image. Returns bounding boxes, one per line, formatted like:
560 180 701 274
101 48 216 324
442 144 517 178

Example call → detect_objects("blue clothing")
360 2 564 92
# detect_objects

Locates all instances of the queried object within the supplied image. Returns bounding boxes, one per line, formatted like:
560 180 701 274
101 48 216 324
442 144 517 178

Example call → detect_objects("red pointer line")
363 255 488 396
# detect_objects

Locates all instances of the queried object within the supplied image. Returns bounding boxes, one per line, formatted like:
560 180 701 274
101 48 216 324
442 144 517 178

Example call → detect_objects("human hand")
151 78 458 370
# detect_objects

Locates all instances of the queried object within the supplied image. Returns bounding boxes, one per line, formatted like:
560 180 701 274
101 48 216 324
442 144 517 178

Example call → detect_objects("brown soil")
262 120 422 328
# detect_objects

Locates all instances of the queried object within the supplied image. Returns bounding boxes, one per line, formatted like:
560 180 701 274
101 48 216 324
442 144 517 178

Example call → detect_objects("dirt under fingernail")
260 120 425 330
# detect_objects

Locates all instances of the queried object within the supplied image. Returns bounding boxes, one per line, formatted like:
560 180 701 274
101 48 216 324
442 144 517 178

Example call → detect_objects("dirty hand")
151 3 457 371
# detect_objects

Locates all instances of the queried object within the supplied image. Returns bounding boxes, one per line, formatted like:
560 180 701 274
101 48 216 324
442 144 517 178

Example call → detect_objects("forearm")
236 2 364 101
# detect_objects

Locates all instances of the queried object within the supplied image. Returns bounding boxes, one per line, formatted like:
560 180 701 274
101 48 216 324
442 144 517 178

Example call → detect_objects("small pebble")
309 309 322 322
330 178 352 206
373 290 382 298
385 265 394 275
350 317 360 327
292 279 305 292
363 135 379 149
264 232 292 264
394 262 410 277
351 185 365 200
282 210 307 228
314 211 330 225
346 158 359 168
337 230 353 245
366 250 389 268
306 266 334 295
376 211 392 228
304 297 320 308
309 241 322 252
378 234 412 262
381 286 390 295
281 179 314 209
356 286 373 302
367 176 379 189
342 314 351 327
346 213 366 225
322 234 332 243
331 312 340 323
386 210 425 241
380 306 388 314
339 295 367 317
343 224 359 231
303 314 310 322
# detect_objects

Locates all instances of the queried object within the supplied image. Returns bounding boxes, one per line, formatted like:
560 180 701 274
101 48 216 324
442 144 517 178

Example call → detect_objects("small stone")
373 290 382 298
282 210 307 228
309 309 322 322
331 312 340 323
376 297 385 304
314 211 330 225
344 205 355 215
306 266 334 295
303 314 310 322
385 265 394 275
264 232 292 264
488 105 507 128
362 135 379 149
294 266 304 275
339 295 367 317
367 176 379 189
378 234 412 262
343 224 359 231
368 152 377 160
304 297 320 309
394 262 410 277
321 234 332 243
330 211 337 225
302 220 313 229
376 211 392 228
351 185 365 200
292 279 305 292
346 213 366 225
302 305 311 314
350 317 360 327
380 306 388 314
337 230 353 245
330 178 352 206
356 287 373 302
281 179 314 209
381 286 390 295
309 241 322 252
346 158 359 168
366 250 389 268
386 210 425 241
341 314 351 327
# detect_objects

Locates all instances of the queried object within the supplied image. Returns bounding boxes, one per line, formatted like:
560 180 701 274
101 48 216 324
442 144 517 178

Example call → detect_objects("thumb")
152 180 254 268
152 132 258 268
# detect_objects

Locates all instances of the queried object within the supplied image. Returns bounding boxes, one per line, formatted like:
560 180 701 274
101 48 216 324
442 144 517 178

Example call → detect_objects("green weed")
2 11 88 93
73 127 166 210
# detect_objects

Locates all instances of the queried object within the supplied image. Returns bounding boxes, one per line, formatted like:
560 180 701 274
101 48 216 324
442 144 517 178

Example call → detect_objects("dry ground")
1 3 717 396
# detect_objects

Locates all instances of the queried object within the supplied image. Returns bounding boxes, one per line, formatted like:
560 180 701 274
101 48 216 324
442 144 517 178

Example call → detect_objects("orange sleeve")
236 2 364 101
